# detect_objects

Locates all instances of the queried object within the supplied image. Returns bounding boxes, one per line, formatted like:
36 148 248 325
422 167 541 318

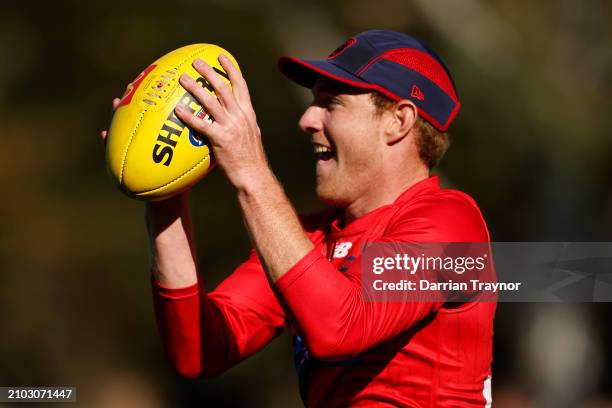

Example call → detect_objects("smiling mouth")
313 144 336 161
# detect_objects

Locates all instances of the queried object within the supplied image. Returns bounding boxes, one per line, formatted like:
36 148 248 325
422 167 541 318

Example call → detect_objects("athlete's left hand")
175 56 271 191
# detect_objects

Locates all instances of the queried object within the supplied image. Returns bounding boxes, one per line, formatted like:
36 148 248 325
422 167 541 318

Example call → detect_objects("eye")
312 91 343 110
323 95 342 109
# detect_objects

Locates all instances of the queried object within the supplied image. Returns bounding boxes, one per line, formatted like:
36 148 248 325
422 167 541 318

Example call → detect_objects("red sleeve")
152 250 286 379
274 193 489 361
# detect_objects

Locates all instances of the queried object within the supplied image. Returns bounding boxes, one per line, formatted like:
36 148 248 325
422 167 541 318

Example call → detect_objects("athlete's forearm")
146 192 199 288
236 168 314 282
148 188 288 379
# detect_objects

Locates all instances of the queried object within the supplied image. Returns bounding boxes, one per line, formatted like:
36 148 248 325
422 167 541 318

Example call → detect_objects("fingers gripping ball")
106 44 239 201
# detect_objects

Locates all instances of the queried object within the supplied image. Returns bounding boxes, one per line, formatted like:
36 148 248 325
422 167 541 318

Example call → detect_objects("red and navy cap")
278 30 460 132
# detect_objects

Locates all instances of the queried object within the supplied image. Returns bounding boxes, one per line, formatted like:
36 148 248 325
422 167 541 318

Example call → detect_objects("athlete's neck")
344 170 430 225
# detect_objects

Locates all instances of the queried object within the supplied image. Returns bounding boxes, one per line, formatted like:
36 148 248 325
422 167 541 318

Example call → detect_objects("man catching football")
103 29 495 407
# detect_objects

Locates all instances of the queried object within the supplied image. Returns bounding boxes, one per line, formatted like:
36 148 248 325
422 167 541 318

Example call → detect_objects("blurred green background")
1 0 611 407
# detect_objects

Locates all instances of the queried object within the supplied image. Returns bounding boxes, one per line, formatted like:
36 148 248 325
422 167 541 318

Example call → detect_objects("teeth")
314 146 333 154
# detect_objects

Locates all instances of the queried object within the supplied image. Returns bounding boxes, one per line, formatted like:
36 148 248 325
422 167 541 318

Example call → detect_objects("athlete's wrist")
233 165 279 198
145 190 192 247
146 190 190 216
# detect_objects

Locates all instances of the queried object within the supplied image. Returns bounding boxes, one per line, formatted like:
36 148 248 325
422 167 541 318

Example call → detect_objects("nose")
298 105 323 135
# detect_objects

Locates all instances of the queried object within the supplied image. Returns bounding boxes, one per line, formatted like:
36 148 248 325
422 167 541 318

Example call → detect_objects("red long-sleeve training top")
152 176 496 407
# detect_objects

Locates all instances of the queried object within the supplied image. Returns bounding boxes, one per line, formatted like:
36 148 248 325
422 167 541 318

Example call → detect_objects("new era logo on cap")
278 30 460 131
411 85 425 101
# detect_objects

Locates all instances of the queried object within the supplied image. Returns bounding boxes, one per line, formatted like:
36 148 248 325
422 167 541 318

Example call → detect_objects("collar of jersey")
330 176 441 237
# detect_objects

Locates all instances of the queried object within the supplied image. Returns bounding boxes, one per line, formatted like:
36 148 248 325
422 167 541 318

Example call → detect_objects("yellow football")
106 44 239 201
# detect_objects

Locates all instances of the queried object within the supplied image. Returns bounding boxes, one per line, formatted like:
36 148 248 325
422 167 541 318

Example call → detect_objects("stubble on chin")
316 177 349 207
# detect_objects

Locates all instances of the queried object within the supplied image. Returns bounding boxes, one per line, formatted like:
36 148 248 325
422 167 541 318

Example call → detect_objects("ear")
383 100 418 145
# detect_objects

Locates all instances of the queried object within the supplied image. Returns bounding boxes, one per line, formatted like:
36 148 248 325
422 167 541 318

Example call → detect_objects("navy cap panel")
327 39 376 74
359 30 430 54
362 59 458 127
278 57 370 89
330 30 431 75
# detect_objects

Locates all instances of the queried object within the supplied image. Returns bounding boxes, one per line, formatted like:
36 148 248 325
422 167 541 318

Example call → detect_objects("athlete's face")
299 79 387 207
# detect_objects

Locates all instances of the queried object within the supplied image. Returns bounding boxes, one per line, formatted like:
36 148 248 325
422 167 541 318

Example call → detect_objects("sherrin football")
106 44 239 201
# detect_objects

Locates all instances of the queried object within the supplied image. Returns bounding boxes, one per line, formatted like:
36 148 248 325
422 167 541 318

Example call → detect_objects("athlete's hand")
174 55 271 191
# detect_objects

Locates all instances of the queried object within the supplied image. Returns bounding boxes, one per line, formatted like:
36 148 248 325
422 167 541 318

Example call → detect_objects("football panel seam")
176 45 213 71
119 110 145 184
135 152 211 195
122 44 218 196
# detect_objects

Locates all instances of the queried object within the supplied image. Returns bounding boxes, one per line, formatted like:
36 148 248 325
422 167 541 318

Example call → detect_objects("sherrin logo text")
152 67 228 166
152 76 212 166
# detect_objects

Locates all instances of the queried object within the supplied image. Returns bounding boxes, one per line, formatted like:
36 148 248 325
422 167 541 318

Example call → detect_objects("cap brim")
278 56 373 90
